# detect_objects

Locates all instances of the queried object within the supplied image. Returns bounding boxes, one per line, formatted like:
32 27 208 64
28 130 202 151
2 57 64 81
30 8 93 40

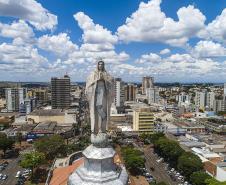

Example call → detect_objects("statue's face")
98 61 105 71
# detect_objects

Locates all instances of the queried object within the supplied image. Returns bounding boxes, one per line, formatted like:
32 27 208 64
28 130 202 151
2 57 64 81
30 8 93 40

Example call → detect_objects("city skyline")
0 0 226 82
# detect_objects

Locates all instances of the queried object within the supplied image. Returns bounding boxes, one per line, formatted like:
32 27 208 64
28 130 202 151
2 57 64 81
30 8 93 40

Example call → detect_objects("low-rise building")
27 109 76 126
133 107 155 134
192 147 226 182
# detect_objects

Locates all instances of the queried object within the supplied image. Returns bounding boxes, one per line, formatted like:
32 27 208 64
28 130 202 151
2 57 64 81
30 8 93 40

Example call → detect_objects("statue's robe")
86 70 114 134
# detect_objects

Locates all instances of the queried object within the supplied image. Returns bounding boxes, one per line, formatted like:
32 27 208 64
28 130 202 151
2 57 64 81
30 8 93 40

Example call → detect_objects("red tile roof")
50 158 84 185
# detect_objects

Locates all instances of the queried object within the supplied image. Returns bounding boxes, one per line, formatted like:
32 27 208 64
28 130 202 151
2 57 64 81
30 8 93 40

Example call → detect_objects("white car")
2 174 7 180
15 171 21 178
157 158 163 163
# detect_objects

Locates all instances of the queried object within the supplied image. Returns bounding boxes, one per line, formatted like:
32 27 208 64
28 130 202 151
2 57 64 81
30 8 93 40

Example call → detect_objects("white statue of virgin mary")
85 60 114 137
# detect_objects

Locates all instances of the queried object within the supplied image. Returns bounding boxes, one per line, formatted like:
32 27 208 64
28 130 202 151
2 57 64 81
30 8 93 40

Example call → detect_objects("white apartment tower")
206 92 215 110
5 88 27 112
195 91 215 110
224 83 226 100
114 78 125 107
176 92 191 104
195 91 206 108
142 76 154 95
147 88 159 104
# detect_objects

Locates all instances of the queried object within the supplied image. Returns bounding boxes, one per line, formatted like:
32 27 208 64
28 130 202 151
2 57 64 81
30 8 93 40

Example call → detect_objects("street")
0 156 23 185
144 147 177 185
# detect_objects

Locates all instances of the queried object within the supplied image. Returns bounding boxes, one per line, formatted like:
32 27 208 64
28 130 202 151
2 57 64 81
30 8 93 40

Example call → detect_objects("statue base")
68 144 128 185
91 133 108 147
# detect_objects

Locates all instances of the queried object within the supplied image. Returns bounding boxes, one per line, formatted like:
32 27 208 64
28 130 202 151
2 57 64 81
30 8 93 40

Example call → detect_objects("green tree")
205 178 226 185
190 171 211 185
154 137 184 167
156 182 168 185
66 136 90 154
0 133 14 156
20 151 45 178
177 152 203 179
125 155 145 174
149 133 164 144
121 147 145 175
34 135 67 160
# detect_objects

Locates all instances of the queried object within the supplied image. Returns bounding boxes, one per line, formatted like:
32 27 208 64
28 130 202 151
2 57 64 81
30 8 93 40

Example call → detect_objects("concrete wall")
216 166 226 182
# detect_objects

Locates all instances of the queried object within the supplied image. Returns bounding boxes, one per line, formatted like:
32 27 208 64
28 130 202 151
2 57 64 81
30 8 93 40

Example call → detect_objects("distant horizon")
0 80 225 85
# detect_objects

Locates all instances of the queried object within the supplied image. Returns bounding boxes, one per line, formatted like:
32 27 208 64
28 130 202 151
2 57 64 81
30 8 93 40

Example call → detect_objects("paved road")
143 147 177 185
0 156 23 185
0 147 33 185
133 143 177 185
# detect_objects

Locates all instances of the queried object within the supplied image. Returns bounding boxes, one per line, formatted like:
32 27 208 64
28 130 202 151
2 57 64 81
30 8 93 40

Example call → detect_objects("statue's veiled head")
97 60 105 72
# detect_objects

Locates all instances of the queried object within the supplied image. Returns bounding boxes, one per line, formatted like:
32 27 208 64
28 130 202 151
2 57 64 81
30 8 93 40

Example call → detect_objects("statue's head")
97 60 105 72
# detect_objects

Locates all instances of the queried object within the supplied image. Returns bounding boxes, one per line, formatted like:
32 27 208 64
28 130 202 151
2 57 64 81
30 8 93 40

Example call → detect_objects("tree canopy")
121 147 145 175
34 135 67 160
20 151 45 178
205 178 226 185
190 171 212 185
0 133 14 155
177 152 203 179
155 137 184 166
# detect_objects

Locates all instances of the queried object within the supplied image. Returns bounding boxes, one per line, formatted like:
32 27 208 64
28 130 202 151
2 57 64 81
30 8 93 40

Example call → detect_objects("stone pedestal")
68 144 128 185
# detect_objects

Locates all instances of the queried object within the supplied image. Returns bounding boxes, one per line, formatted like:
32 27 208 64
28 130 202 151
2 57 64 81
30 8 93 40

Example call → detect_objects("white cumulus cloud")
0 0 57 30
192 40 226 58
117 0 206 46
38 33 79 57
160 48 171 55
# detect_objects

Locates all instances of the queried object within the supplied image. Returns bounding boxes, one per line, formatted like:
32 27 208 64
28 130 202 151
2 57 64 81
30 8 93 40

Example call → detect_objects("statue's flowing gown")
94 79 107 134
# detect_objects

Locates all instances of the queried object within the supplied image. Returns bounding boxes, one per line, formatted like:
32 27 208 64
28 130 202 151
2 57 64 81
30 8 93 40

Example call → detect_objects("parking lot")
0 156 23 185
144 146 190 185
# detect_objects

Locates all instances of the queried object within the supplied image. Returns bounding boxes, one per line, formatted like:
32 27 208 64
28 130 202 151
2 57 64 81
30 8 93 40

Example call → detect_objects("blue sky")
0 0 226 82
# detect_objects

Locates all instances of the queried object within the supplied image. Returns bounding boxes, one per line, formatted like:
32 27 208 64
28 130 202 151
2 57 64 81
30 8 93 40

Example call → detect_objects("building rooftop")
192 147 221 159
217 162 226 171
29 109 64 116
50 158 84 185
33 121 57 132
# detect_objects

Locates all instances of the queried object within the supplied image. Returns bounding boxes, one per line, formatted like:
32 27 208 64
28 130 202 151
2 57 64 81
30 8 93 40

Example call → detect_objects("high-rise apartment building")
5 88 27 112
24 97 37 114
206 92 215 110
147 87 159 104
51 75 71 109
33 88 48 105
176 92 190 104
124 84 136 101
195 91 206 109
142 76 154 94
133 107 155 134
195 91 215 110
224 83 226 100
114 78 125 107
213 99 226 113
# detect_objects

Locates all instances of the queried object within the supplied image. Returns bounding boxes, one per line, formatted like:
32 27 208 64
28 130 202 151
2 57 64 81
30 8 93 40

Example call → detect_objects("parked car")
146 177 154 183
15 171 21 178
175 172 180 177
2 174 8 180
145 172 152 177
157 158 163 163
0 165 5 171
1 161 8 167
